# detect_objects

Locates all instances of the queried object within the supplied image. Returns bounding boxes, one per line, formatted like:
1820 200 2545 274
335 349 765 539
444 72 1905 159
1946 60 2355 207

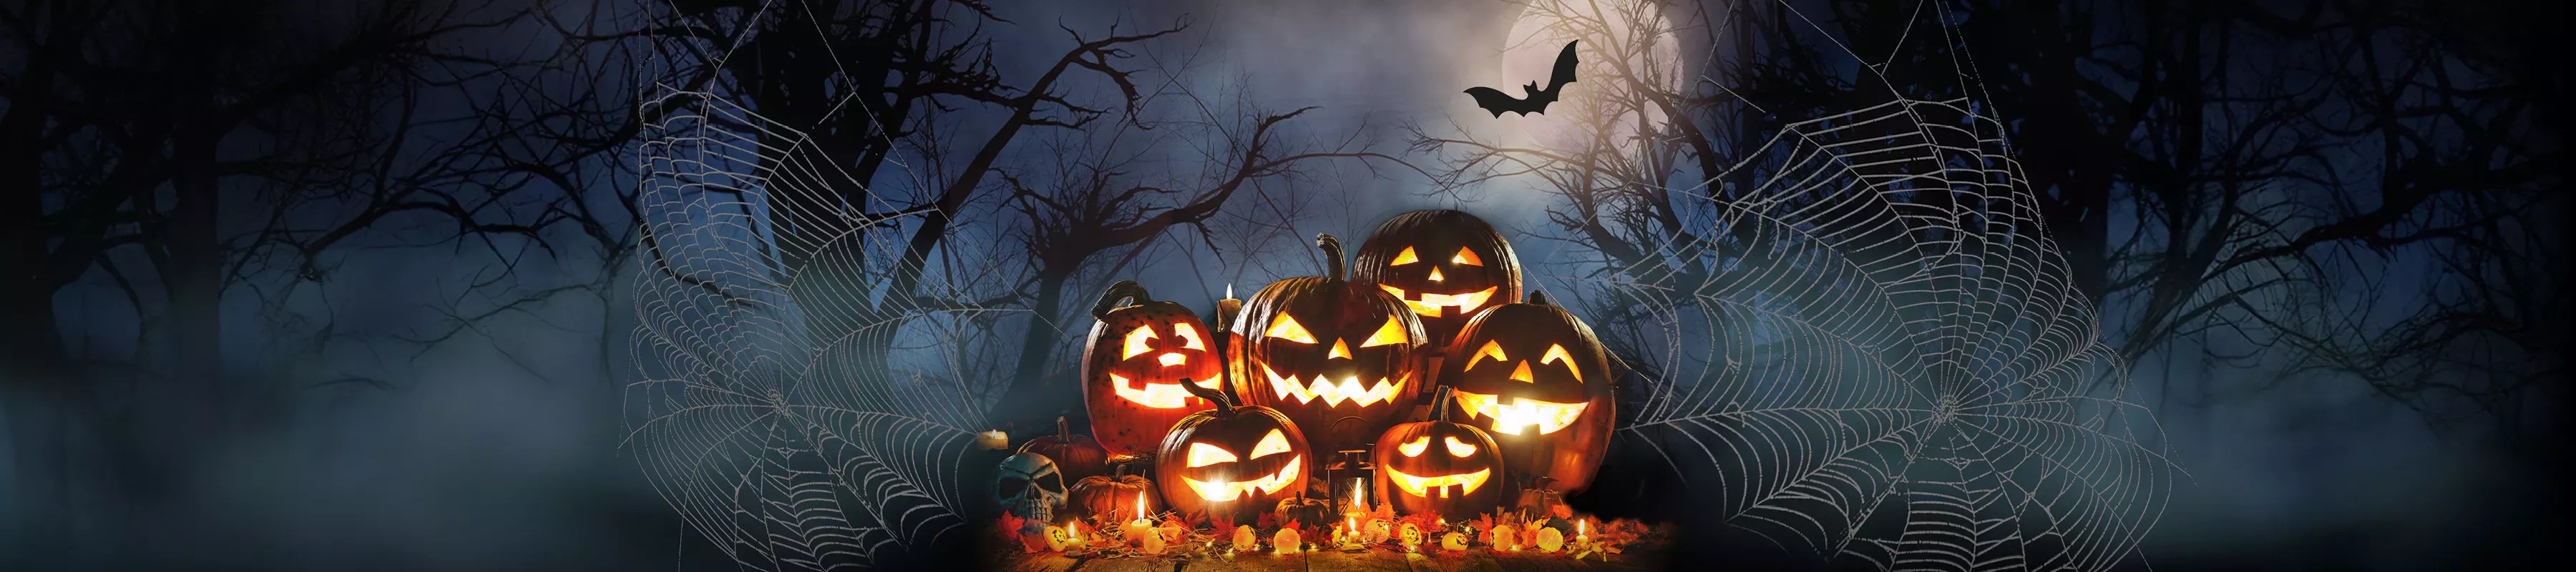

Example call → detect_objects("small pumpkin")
1018 416 1110 483
1373 387 1506 517
1441 290 1615 493
1083 281 1226 459
1351 209 1525 348
1153 378 1314 525
1234 234 1430 453
1273 495 1335 531
1066 465 1158 523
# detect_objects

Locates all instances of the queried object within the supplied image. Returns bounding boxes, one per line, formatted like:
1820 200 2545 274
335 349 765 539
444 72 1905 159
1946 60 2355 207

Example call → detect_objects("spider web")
1589 1 2180 570
625 83 996 570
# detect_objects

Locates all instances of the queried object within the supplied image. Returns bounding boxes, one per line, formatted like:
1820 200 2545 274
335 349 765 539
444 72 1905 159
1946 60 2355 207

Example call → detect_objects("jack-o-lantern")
1234 235 1430 453
1441 290 1614 493
1154 378 1314 524
1066 465 1158 523
1019 416 1110 482
1083 280 1224 459
1351 210 1524 348
1372 388 1506 516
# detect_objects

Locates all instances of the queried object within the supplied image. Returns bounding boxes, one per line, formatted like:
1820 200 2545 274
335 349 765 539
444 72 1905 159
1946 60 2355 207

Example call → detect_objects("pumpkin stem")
1526 289 1551 307
1316 234 1345 281
1428 386 1456 423
1055 416 1072 443
1090 280 1154 320
1179 378 1234 415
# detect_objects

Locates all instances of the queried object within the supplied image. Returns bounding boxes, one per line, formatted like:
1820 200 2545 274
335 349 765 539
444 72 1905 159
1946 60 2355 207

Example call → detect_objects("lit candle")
1127 495 1153 531
1576 519 1588 545
1215 285 1242 332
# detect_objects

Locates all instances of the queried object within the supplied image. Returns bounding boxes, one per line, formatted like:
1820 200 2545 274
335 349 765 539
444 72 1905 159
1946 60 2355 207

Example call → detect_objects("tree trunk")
164 125 227 444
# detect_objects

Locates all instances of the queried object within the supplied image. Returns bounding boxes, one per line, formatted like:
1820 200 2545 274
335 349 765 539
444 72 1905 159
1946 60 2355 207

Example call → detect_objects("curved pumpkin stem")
1427 386 1456 423
1055 416 1072 443
1179 377 1234 416
1091 280 1154 320
1316 234 1345 281
1526 289 1551 307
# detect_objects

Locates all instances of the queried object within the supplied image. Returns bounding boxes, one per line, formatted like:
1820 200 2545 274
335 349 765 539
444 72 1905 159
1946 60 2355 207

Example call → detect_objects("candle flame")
1136 494 1148 522
1226 285 1234 298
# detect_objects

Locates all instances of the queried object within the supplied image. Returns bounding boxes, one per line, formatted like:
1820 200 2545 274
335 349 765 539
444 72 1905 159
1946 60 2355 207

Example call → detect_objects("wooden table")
985 545 1662 571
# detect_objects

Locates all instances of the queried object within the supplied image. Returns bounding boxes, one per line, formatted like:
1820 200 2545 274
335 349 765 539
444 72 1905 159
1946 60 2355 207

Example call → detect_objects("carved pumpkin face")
1373 389 1506 517
1154 380 1314 524
1083 281 1224 458
1441 292 1614 493
1234 235 1430 453
1352 210 1524 348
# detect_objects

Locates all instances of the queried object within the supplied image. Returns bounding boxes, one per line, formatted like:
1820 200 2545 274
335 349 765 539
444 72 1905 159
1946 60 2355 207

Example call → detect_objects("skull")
996 452 1067 522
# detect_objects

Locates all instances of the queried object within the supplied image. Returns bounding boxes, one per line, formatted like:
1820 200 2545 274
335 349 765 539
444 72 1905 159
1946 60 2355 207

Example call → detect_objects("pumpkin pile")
990 209 1642 560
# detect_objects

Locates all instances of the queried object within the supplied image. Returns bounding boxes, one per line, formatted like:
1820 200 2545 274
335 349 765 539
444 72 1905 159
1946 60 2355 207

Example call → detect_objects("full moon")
1498 0 1684 154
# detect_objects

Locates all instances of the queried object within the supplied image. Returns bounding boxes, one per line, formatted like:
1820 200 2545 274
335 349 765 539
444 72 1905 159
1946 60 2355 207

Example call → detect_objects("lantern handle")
1178 377 1234 415
1315 234 1345 282
1427 386 1456 423
1091 280 1154 320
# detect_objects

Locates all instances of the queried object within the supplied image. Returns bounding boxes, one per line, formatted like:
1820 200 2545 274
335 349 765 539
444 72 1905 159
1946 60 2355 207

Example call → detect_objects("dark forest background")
1 0 2564 569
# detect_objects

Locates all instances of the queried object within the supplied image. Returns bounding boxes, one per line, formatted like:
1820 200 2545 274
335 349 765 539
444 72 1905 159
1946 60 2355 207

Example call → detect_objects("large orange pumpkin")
1081 280 1224 459
1440 290 1614 493
1351 209 1524 349
1233 235 1430 453
1373 387 1506 517
1154 378 1314 525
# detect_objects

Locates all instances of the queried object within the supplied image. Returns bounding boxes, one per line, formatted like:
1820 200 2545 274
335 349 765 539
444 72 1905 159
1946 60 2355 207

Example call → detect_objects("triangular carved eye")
1265 313 1316 344
1360 316 1408 347
1390 247 1420 266
1123 326 1158 359
1250 430 1293 458
1541 343 1581 383
1467 340 1508 370
1450 247 1483 266
1186 442 1238 468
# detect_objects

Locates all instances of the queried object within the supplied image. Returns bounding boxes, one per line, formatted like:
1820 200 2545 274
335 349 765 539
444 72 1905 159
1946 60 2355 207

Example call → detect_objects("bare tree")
1413 0 2561 432
996 77 1413 425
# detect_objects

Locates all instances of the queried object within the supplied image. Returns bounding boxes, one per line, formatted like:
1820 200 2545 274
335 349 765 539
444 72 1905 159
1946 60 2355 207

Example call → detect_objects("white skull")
996 452 1066 522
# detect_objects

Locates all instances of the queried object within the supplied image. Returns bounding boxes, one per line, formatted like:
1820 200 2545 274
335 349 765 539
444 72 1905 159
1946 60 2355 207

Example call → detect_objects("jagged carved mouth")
1178 455 1302 501
1385 465 1492 498
1377 285 1498 319
1110 374 1220 409
1260 363 1409 407
1453 391 1589 435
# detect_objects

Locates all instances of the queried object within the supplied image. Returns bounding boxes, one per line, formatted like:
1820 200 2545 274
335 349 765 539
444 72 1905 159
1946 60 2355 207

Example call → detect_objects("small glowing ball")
1274 528 1303 554
1440 531 1468 551
1233 526 1259 551
1534 527 1564 553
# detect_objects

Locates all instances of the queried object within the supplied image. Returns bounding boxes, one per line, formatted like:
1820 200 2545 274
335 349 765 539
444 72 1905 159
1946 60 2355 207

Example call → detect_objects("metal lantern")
1325 448 1376 514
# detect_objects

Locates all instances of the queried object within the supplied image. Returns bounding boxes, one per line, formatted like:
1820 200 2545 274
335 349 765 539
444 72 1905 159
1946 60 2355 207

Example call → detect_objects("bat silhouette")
1464 40 1579 117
